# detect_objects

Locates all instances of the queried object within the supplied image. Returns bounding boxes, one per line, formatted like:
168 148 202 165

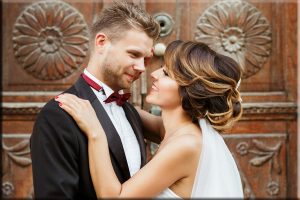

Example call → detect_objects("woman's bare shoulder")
160 132 202 161
176 133 201 151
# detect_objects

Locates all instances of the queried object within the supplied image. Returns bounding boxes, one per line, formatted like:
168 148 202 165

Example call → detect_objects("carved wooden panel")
224 134 287 198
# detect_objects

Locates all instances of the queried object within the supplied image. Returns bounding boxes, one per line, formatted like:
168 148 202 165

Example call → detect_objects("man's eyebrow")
127 47 153 57
127 49 143 56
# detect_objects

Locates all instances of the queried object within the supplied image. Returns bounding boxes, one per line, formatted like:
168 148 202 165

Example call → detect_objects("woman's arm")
86 127 194 198
56 94 196 198
134 106 164 143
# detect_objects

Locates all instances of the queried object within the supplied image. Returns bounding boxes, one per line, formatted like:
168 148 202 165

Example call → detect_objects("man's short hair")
90 1 160 43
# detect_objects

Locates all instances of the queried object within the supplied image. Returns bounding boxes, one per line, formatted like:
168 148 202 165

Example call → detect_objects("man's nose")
133 58 145 72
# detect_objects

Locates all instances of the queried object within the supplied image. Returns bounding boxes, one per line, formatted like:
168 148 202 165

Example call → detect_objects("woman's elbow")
97 185 122 198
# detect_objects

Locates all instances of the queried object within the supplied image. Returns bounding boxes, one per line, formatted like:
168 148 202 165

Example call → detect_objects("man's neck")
84 68 122 96
85 63 102 81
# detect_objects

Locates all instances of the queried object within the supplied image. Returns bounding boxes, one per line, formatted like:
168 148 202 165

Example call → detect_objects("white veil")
191 119 244 198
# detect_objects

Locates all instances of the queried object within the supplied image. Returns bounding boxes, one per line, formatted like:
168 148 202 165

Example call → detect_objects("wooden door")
1 0 298 198
143 0 298 198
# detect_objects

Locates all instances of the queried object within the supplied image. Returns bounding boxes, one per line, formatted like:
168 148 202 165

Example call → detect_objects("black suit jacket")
30 76 147 199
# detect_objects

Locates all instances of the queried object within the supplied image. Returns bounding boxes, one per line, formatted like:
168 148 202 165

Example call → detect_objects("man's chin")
124 79 137 88
120 82 132 90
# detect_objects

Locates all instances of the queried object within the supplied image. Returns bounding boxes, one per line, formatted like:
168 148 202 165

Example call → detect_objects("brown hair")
164 40 243 132
90 1 160 44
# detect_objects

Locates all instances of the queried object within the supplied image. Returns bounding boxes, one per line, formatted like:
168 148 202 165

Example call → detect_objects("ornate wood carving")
2 139 32 168
195 0 272 79
236 140 282 171
225 135 285 198
232 154 256 198
4 102 296 117
240 170 256 198
2 102 45 116
2 137 32 198
2 182 15 197
2 107 42 116
12 0 89 80
243 103 297 115
267 181 280 196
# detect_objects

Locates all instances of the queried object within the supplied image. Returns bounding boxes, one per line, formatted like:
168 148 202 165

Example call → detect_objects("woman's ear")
94 33 110 54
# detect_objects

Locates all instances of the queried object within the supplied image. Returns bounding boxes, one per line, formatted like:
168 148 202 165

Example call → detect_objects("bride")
55 40 244 198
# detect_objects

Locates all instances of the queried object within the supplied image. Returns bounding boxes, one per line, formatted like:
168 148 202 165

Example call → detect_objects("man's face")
101 29 153 91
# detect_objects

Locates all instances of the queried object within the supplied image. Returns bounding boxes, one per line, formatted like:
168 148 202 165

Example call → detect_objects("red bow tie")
104 92 131 106
82 73 131 106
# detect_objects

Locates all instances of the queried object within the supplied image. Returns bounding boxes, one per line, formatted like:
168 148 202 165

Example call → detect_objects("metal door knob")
153 43 166 57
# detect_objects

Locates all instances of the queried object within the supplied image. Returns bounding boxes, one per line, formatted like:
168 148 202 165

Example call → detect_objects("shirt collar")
83 68 123 97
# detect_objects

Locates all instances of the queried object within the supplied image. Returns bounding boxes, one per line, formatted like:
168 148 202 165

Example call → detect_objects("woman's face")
146 66 181 109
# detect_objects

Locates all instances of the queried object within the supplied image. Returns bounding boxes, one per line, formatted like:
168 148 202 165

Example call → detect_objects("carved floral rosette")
12 0 89 80
195 0 272 78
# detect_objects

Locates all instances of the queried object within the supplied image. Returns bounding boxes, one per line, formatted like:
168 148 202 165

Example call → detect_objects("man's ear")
94 33 109 53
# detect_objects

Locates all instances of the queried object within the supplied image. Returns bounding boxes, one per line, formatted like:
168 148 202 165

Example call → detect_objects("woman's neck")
161 107 193 140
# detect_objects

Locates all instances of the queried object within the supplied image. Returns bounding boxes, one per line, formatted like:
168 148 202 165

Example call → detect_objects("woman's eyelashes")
162 69 169 76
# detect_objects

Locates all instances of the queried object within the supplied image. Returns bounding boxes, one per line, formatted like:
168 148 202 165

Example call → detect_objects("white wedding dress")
157 119 243 198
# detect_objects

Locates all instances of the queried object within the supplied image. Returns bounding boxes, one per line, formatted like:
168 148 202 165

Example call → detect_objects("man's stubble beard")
102 64 131 91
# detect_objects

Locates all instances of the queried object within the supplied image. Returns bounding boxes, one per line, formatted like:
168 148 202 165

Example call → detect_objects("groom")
30 1 160 199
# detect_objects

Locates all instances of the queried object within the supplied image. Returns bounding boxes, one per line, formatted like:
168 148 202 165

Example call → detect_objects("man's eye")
162 69 169 76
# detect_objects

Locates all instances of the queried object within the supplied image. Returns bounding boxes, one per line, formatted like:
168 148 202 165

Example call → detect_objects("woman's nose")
150 68 161 80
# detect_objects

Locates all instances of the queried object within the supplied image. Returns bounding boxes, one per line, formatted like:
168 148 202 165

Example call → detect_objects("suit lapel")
122 103 147 167
74 76 131 179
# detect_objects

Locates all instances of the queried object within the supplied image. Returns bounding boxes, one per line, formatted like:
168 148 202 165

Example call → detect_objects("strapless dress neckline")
156 188 181 199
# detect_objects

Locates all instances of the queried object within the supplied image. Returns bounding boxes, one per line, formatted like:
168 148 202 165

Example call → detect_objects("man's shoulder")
38 86 77 119
32 87 80 141
40 98 61 115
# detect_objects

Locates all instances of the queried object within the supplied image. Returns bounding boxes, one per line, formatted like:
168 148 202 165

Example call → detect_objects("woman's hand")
55 93 104 139
56 93 121 198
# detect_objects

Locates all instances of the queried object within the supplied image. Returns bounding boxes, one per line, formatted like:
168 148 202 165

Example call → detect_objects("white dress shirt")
84 69 141 176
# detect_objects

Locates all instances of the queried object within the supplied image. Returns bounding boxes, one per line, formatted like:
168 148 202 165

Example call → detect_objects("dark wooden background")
1 0 298 198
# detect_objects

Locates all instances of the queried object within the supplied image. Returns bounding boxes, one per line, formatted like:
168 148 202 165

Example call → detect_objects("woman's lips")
151 83 158 91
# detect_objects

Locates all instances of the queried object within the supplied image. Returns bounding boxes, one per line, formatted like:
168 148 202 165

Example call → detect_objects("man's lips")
125 72 142 81
125 73 134 80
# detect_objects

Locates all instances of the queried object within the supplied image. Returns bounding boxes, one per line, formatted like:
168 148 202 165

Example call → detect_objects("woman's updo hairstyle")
164 40 243 132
